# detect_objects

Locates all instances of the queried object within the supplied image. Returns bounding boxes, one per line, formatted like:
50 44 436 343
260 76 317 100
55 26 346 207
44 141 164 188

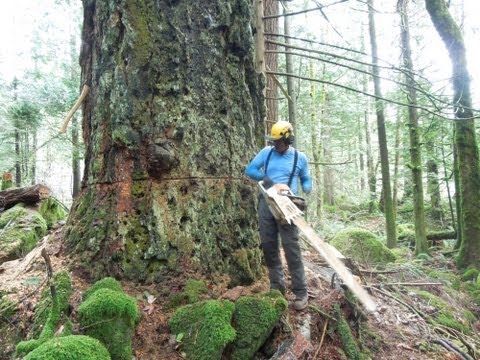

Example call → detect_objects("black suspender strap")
264 147 298 188
287 149 298 188
264 147 274 176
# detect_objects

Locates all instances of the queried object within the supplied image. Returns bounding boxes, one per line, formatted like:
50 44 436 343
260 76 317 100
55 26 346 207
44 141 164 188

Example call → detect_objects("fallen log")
0 184 50 210
426 231 457 241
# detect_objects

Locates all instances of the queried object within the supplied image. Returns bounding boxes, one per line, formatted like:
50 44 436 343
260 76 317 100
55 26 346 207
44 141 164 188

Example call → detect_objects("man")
245 121 312 310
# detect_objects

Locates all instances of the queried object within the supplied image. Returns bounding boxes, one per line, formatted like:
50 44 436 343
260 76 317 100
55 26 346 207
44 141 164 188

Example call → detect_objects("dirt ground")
1 226 479 360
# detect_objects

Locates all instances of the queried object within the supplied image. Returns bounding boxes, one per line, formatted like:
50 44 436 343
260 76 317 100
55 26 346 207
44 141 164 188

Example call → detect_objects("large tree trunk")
367 0 396 247
426 0 480 268
398 0 428 254
66 0 265 284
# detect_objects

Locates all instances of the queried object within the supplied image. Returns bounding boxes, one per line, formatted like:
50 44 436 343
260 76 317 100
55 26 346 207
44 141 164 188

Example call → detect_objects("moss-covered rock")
82 277 123 301
330 228 396 265
230 290 287 360
78 287 140 360
0 204 48 264
38 197 67 229
169 299 236 360
16 271 73 357
167 279 209 309
24 335 111 360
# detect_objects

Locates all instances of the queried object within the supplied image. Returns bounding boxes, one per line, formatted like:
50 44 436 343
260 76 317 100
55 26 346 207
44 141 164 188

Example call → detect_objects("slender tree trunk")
67 0 265 283
367 0 396 247
283 4 296 138
72 115 81 198
399 0 428 254
426 0 480 268
264 0 278 127
310 62 323 220
31 130 37 185
15 127 21 187
357 117 365 192
392 110 401 218
452 137 463 249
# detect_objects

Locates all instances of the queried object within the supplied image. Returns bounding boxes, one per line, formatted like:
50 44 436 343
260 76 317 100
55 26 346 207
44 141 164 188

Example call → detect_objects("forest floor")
1 216 479 360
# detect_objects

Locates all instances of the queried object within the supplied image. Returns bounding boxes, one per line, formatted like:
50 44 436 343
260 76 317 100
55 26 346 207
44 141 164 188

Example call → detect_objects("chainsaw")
258 180 377 312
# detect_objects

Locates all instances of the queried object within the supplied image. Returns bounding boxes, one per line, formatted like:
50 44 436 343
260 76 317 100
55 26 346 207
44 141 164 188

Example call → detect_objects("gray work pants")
258 195 307 298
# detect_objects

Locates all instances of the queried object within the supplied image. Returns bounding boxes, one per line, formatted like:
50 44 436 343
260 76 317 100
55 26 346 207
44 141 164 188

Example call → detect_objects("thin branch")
266 49 446 109
266 71 479 120
263 0 349 19
309 159 353 165
266 65 293 103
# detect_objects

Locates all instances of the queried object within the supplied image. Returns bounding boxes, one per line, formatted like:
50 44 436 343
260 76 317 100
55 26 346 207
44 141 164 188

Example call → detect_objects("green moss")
184 279 208 303
230 248 263 286
397 223 415 245
38 197 67 229
334 304 363 360
0 295 16 321
82 277 123 301
461 268 479 281
0 205 48 262
1 178 12 190
16 271 73 357
78 288 140 360
0 204 27 228
24 335 110 360
416 253 431 261
428 270 462 290
416 290 471 334
230 291 287 360
169 300 236 360
330 228 396 265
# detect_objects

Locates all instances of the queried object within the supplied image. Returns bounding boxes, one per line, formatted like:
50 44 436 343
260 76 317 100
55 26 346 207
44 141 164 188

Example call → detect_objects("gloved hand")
263 176 274 189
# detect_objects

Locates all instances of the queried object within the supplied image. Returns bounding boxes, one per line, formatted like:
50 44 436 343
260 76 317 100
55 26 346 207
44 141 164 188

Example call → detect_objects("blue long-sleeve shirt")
245 146 312 195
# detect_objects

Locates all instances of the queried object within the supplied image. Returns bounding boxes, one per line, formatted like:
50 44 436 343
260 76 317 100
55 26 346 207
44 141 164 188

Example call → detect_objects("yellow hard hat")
267 121 294 142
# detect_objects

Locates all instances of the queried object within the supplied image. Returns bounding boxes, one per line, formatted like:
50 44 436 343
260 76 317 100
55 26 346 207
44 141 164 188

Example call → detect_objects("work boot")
293 295 308 311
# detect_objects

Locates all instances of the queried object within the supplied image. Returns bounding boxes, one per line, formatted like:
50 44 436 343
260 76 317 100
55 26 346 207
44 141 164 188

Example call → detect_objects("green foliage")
461 267 479 281
230 291 287 360
416 290 472 334
0 295 16 321
23 335 110 360
82 277 123 301
330 228 396 265
78 287 140 360
16 271 72 357
169 300 236 360
38 197 67 229
397 223 415 245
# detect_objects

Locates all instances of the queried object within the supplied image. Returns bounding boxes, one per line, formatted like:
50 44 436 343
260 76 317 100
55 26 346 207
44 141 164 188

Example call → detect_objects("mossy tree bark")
398 0 428 254
66 0 265 284
367 0 396 247
426 0 480 268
